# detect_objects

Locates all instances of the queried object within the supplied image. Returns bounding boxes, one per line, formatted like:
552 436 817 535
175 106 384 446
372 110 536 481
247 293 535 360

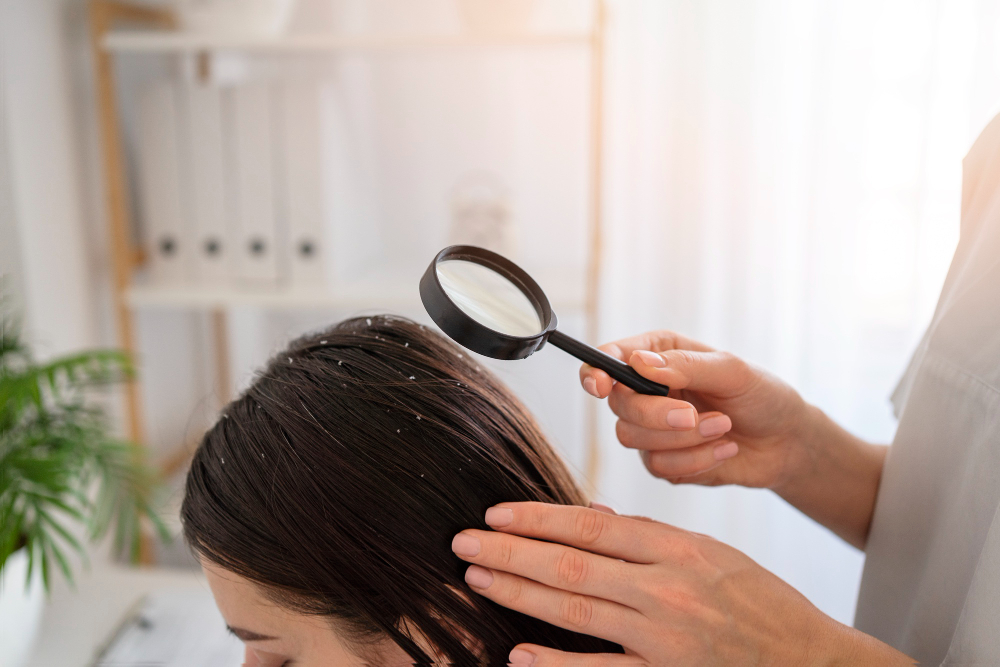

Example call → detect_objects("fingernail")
465 564 494 589
633 350 665 368
713 441 739 461
699 415 732 437
583 376 600 398
667 407 697 429
452 533 481 557
485 507 513 527
589 502 618 515
509 648 536 666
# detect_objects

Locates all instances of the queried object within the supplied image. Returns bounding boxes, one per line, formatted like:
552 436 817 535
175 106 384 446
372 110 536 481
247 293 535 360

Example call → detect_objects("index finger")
485 502 673 564
580 331 714 398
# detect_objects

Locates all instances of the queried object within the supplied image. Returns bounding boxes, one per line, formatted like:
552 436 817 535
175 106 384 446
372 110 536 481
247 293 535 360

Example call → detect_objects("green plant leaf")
38 509 84 557
1 298 167 593
46 535 75 589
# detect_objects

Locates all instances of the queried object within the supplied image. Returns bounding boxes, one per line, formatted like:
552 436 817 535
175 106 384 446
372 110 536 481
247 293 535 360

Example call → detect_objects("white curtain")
595 0 1000 624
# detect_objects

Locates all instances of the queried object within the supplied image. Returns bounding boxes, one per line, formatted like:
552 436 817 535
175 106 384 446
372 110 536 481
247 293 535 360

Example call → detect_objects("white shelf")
102 30 593 54
125 282 586 311
126 283 417 310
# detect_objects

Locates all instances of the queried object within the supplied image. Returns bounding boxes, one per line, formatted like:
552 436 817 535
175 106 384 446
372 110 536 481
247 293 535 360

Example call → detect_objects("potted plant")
0 302 167 667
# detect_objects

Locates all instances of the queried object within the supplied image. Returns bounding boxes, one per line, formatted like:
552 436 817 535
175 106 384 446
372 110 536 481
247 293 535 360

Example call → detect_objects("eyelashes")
247 647 292 667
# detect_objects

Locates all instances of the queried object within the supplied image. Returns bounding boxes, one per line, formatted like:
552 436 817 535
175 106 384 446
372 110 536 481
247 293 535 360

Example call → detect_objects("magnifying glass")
419 245 670 396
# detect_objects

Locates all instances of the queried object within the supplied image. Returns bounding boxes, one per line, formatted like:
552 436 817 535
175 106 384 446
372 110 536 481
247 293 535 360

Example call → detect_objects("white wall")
0 0 96 357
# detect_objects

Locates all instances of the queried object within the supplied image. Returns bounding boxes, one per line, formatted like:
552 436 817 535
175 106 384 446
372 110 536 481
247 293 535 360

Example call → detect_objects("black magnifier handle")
547 330 671 397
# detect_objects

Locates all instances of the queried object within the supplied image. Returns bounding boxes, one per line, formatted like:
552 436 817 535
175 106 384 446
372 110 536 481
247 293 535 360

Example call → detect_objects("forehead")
201 560 300 630
200 561 350 660
200 561 417 666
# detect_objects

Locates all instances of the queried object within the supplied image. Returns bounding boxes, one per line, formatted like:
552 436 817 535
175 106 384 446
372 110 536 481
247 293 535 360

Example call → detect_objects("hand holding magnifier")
419 245 670 396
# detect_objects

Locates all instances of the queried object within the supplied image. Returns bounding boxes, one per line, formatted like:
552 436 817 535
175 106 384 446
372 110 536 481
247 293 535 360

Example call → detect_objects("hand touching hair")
182 315 621 664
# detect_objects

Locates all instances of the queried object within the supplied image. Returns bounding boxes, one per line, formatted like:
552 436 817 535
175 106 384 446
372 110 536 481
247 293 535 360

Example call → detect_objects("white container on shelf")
0 548 45 667
277 78 333 291
137 81 192 285
229 82 281 287
174 0 298 37
180 82 231 285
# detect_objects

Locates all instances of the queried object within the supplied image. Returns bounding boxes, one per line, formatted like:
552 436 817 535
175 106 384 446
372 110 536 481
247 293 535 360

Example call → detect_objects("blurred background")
2 0 1000 664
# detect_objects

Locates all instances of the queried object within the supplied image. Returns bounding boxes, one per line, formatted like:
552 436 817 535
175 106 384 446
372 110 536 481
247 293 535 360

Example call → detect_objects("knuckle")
665 582 703 616
573 509 608 547
676 451 710 477
720 351 754 385
669 536 706 567
648 448 711 480
505 576 525 606
555 550 589 587
615 420 634 447
635 401 657 425
674 349 699 369
559 593 594 629
717 350 738 366
606 389 624 416
495 538 516 569
522 504 546 535
646 452 676 479
600 343 624 360
644 453 669 478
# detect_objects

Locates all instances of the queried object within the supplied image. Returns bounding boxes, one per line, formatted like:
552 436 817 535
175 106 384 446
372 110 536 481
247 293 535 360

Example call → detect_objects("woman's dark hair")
182 315 621 664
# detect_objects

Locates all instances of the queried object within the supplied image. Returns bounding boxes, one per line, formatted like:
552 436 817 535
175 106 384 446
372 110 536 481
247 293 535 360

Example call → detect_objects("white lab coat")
854 114 1000 664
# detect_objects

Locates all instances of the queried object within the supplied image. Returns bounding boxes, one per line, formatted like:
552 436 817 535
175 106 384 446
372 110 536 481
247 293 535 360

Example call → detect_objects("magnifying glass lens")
422 245 670 396
436 259 543 337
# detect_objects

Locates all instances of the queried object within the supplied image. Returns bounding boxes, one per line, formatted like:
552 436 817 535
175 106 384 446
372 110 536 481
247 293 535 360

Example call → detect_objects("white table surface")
26 561 222 667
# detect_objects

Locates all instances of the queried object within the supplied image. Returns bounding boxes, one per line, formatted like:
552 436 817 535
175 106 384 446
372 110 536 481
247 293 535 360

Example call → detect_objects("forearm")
815 622 917 666
775 405 888 550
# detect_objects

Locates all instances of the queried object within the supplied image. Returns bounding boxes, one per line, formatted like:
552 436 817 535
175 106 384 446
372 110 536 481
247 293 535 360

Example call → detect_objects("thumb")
509 644 648 666
628 348 756 397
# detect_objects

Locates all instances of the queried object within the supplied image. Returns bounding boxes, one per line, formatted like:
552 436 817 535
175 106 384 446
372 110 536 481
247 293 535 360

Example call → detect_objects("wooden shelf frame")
89 0 176 449
90 0 608 493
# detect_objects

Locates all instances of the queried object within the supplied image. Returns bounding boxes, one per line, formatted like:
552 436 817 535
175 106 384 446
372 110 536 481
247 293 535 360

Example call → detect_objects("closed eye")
227 625 280 642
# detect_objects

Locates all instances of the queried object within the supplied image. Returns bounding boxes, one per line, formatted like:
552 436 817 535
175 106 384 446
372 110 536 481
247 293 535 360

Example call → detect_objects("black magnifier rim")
419 245 558 360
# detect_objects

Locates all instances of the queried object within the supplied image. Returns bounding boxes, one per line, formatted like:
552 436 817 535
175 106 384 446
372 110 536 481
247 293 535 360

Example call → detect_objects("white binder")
277 79 331 291
181 83 230 285
229 82 281 287
137 81 190 285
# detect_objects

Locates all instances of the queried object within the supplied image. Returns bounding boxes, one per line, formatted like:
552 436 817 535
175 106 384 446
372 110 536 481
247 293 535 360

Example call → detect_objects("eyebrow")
226 625 280 642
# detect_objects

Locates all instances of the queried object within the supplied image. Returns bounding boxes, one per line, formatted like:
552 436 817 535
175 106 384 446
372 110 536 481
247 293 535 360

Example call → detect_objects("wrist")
772 404 887 549
773 403 839 497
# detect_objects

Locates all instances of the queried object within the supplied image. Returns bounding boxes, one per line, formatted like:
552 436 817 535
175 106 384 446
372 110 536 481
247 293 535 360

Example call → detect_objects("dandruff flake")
404 342 409 348
409 376 416 380
338 360 343 366
320 340 327 344
366 318 372 326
